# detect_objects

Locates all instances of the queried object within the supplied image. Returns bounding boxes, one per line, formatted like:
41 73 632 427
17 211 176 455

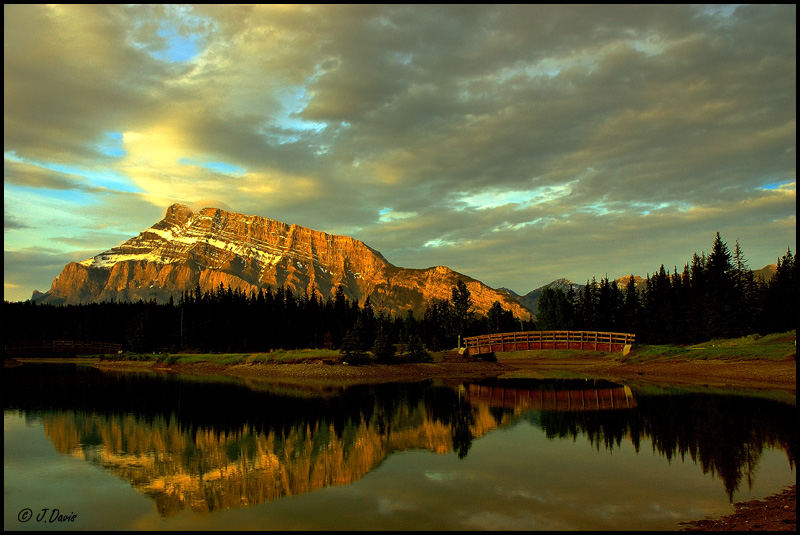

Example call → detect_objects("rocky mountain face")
34 203 531 320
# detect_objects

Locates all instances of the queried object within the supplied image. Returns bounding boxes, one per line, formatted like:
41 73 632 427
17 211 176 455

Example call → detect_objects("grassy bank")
100 348 344 366
494 330 796 363
96 330 796 366
491 330 795 398
624 330 796 362
16 330 789 394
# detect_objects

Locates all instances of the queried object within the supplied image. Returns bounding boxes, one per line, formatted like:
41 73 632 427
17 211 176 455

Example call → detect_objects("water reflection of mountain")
5 366 797 513
33 408 494 516
6 365 498 516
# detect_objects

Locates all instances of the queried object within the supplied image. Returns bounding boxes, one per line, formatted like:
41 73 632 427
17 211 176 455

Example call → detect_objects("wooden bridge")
463 383 636 412
463 330 635 356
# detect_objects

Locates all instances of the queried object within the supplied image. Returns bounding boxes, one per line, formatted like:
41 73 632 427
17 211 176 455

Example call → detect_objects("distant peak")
163 203 194 226
187 199 233 213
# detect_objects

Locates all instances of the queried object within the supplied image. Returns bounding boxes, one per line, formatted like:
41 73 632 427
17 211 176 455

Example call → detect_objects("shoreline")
680 485 796 531
69 351 797 396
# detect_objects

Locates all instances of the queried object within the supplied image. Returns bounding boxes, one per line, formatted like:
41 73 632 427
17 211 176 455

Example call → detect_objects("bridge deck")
463 330 635 355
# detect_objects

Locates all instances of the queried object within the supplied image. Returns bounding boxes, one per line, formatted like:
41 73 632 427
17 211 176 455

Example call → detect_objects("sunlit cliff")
34 203 530 319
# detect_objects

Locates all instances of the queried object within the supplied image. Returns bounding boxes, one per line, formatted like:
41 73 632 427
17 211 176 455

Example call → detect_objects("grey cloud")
3 4 795 300
4 211 30 230
3 248 91 301
4 160 107 192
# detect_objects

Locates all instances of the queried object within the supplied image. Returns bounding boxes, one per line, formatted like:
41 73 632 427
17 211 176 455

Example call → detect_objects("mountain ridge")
34 204 531 320
29 204 780 320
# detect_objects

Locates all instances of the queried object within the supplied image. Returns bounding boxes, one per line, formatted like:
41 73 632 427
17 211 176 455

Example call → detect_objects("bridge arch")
463 330 635 356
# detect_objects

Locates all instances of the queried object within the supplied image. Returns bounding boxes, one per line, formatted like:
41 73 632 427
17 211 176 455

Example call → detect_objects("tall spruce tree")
623 275 639 335
450 280 473 347
765 248 797 333
705 232 735 338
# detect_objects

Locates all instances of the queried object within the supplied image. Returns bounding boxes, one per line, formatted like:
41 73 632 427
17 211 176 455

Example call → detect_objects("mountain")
753 264 777 282
39 395 506 516
33 203 531 320
503 276 647 317
614 274 647 289
512 278 584 316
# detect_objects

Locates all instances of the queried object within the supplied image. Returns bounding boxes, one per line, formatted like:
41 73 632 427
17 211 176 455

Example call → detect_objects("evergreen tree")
372 320 396 362
536 288 572 330
764 248 797 333
623 275 639 335
360 296 377 349
340 326 369 364
730 240 757 336
451 280 473 347
575 279 598 330
404 332 432 362
423 298 454 350
705 232 735 338
686 252 708 343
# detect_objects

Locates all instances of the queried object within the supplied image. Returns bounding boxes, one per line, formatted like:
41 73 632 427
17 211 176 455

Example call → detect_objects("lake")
4 363 796 530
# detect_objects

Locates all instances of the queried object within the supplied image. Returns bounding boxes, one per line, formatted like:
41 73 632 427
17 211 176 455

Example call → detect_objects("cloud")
4 211 29 230
3 4 796 300
3 248 93 301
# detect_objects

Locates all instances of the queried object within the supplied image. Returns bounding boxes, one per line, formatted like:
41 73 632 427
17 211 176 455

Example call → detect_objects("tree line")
4 280 527 356
535 233 796 344
4 233 794 354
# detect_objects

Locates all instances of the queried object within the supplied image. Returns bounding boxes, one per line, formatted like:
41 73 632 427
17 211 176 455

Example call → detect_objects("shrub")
372 327 396 363
476 351 497 362
405 334 432 363
340 328 371 365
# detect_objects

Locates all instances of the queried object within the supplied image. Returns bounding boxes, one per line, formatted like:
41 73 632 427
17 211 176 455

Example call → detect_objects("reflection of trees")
7 366 795 509
6 366 495 516
534 394 797 501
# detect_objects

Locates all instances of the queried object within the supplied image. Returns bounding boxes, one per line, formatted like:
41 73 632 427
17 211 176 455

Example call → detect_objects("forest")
535 233 796 344
3 233 796 354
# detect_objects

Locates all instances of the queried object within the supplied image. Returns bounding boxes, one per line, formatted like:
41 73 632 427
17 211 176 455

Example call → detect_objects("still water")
4 364 796 530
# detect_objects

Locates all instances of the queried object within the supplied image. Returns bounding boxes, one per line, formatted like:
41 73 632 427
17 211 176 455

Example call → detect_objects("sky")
3 4 796 302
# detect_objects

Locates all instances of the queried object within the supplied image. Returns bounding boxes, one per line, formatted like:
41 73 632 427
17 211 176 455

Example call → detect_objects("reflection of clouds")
583 501 688 525
585 502 630 520
459 510 566 531
376 496 416 515
493 486 548 503
423 471 461 483
642 503 685 520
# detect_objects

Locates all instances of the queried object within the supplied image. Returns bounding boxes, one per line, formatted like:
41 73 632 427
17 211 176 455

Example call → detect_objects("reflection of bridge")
463 330 635 355
463 383 637 412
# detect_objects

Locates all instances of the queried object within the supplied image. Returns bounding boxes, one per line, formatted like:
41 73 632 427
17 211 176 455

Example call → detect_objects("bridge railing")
462 330 635 355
